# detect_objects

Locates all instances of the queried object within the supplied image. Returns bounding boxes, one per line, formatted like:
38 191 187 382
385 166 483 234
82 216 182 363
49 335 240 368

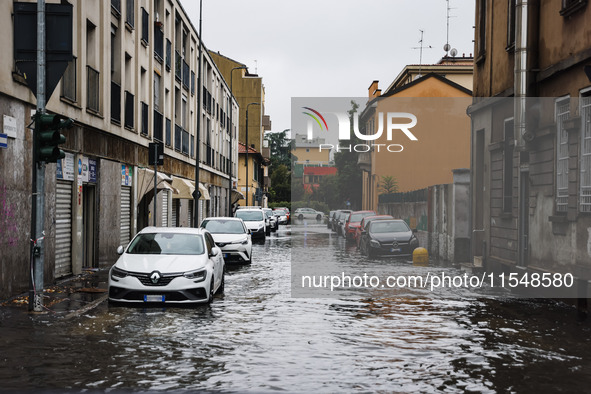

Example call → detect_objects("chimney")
368 80 381 99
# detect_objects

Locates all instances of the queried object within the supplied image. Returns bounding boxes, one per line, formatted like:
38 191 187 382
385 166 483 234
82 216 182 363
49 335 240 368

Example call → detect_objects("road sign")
0 133 7 149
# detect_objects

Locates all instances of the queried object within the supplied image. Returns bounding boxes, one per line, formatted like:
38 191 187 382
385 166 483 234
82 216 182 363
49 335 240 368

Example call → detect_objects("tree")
378 175 398 195
333 100 362 209
264 130 293 203
265 129 291 170
269 164 290 202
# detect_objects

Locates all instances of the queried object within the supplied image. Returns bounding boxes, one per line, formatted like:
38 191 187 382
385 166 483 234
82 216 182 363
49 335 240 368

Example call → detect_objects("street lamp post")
245 102 260 207
228 65 247 216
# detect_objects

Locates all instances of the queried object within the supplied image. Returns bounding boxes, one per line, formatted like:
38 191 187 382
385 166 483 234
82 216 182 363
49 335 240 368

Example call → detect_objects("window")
556 98 570 212
141 8 149 44
154 72 161 112
165 118 172 146
580 92 591 212
507 0 516 50
111 0 121 15
503 118 514 213
61 57 77 102
560 0 588 16
126 0 134 28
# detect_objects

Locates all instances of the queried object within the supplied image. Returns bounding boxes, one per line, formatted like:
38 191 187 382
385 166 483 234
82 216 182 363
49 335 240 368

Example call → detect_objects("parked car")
294 208 324 222
330 210 349 232
359 219 419 258
338 212 351 236
327 210 336 229
108 227 225 305
235 208 267 240
274 207 290 223
273 208 289 225
344 210 376 241
354 215 394 248
262 208 278 232
236 206 270 235
200 217 252 264
334 210 352 236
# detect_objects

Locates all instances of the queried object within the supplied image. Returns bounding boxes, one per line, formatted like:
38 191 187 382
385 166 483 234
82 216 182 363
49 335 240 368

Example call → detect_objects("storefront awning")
231 189 245 204
137 168 175 201
170 176 210 200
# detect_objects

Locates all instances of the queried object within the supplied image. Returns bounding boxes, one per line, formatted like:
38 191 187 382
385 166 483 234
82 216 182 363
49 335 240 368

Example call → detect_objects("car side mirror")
210 246 221 257
117 245 125 255
412 229 418 234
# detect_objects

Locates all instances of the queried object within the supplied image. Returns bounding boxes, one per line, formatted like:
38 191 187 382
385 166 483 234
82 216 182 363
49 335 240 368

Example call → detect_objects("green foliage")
265 130 293 204
268 201 291 211
269 164 290 202
378 175 398 195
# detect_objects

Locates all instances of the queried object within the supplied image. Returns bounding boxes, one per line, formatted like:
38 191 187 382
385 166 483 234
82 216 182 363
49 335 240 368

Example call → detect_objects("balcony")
111 81 121 123
154 27 164 62
124 91 134 129
140 102 148 136
86 66 99 113
153 110 163 142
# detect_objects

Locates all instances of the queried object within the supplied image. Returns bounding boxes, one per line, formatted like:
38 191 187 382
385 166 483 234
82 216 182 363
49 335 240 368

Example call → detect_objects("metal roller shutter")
120 186 131 246
188 201 193 228
55 181 73 278
172 199 179 227
162 191 169 227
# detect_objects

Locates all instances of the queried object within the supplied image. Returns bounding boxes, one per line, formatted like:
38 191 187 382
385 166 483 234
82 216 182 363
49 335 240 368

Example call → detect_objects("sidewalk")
0 268 109 318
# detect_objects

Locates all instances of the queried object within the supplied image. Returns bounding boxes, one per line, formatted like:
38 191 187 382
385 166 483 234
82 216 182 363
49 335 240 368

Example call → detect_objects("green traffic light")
33 113 72 163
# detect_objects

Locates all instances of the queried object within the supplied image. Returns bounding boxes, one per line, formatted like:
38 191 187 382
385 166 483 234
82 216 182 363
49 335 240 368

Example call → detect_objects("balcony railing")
165 118 172 146
166 39 172 70
182 60 190 90
154 27 164 61
86 66 100 112
153 109 163 142
182 129 189 155
174 124 182 152
175 50 181 81
141 102 148 136
111 81 121 123
124 91 134 129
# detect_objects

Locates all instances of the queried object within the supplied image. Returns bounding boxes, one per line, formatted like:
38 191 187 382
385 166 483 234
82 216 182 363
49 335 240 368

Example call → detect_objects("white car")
294 207 324 222
262 208 278 232
235 208 267 240
200 217 252 264
108 227 225 305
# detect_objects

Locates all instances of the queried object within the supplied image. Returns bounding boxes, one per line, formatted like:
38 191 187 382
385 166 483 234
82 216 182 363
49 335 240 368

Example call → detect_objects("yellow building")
292 134 331 165
360 58 473 211
236 143 269 208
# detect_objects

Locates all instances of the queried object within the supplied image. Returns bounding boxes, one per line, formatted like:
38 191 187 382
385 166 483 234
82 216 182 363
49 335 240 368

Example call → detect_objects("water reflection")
0 225 589 392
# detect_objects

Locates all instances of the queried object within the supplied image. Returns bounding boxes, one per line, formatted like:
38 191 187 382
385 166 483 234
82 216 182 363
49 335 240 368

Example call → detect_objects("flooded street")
1 224 591 392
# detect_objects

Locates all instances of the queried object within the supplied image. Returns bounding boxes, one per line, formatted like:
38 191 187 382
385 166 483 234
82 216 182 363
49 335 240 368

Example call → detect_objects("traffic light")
34 113 72 163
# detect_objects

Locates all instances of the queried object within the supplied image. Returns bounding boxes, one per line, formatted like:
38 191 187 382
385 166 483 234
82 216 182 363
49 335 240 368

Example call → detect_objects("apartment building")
0 0 239 299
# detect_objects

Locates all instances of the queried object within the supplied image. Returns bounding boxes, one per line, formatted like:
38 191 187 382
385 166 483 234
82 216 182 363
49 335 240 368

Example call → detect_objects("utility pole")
193 0 203 227
29 0 46 312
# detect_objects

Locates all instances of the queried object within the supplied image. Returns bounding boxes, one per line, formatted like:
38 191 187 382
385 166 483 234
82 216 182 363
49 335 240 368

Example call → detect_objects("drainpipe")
514 0 529 148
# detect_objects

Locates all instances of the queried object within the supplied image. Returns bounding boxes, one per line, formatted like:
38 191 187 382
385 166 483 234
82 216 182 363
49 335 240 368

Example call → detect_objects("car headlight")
183 269 207 282
370 240 381 248
111 266 128 279
410 237 419 246
241 238 250 245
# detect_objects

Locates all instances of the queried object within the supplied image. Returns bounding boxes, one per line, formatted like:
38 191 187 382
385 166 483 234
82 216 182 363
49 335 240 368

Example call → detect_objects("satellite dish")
450 48 458 57
443 43 451 52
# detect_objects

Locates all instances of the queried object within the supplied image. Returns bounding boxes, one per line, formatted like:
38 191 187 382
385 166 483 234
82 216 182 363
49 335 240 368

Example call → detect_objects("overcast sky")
180 0 476 135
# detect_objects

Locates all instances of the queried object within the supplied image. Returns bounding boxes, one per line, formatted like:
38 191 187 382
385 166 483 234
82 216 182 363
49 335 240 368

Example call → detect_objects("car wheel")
217 272 225 295
316 214 322 222
298 214 304 221
207 277 215 304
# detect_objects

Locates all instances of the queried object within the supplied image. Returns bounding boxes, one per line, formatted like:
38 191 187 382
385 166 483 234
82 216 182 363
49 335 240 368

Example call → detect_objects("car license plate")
144 295 165 302
390 248 401 253
224 253 229 258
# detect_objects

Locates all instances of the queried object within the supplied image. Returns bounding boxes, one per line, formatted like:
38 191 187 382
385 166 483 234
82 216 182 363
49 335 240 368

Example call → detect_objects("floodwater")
1 224 590 392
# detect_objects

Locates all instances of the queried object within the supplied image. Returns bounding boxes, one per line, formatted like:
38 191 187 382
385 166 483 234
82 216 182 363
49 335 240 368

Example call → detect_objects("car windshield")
235 210 264 221
350 212 375 222
127 233 205 255
370 221 410 234
264 211 273 218
201 220 246 234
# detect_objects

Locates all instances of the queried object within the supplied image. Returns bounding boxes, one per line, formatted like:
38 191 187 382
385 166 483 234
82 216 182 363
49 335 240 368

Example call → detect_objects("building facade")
359 61 473 211
237 142 268 207
469 0 591 292
0 0 239 299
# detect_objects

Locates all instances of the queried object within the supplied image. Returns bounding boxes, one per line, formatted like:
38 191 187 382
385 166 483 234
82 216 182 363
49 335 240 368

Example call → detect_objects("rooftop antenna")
254 59 258 74
444 0 458 57
412 30 432 78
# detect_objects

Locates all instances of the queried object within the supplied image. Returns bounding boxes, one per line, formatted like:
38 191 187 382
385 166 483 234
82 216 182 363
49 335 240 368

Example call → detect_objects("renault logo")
150 271 161 284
